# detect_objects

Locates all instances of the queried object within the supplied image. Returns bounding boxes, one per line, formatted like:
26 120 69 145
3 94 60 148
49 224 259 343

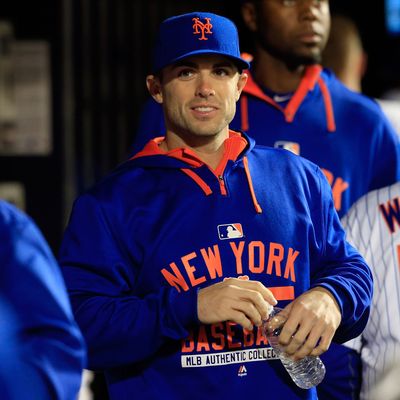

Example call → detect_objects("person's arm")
0 202 86 400
274 168 373 360
60 194 278 370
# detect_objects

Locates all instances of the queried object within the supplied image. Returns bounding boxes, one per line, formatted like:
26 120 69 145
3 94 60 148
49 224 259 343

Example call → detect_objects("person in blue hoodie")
0 200 86 399
60 12 373 400
133 3 400 398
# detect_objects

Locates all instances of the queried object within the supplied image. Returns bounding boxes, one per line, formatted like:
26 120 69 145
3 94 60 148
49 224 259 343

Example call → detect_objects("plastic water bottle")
262 307 326 389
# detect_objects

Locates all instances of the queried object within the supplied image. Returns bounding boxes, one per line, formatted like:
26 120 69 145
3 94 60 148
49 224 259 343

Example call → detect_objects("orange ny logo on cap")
192 17 213 40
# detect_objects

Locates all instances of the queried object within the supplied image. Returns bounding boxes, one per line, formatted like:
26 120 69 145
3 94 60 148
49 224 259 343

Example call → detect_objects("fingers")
275 289 341 359
224 277 278 307
197 278 277 330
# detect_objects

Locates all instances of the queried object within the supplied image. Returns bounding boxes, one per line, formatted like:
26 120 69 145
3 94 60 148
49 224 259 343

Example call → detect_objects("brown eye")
178 69 194 79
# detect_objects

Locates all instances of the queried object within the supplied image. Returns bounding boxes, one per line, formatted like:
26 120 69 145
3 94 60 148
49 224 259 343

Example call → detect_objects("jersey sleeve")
131 98 165 154
0 202 86 399
59 193 199 370
310 168 373 343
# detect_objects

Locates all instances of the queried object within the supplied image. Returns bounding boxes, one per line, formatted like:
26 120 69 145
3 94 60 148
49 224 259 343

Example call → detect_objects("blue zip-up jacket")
0 201 86 400
60 132 372 400
133 67 400 219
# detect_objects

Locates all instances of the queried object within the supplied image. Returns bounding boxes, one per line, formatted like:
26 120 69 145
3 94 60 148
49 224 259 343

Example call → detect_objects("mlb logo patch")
274 141 300 155
217 223 244 240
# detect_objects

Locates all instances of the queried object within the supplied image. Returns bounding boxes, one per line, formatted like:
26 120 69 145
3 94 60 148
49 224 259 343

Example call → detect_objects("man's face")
149 55 247 141
243 0 330 66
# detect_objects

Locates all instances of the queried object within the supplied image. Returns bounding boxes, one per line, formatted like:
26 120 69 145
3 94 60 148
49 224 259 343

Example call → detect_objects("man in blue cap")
60 12 372 399
135 6 400 398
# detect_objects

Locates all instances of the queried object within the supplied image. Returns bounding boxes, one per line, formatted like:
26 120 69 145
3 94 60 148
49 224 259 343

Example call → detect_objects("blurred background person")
322 13 400 135
0 200 86 399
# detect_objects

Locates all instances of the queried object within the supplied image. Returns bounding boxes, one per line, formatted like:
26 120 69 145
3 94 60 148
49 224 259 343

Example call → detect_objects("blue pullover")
60 132 372 400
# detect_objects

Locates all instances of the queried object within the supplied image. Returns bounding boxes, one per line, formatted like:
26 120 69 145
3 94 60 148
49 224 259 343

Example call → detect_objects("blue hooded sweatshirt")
60 132 372 400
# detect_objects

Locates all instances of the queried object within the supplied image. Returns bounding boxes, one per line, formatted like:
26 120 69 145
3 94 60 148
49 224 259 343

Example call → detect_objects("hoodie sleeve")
310 168 373 343
59 193 199 370
0 202 86 400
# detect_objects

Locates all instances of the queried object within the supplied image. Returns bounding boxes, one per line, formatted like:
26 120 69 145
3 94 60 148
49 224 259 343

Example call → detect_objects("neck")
161 129 229 170
252 47 306 93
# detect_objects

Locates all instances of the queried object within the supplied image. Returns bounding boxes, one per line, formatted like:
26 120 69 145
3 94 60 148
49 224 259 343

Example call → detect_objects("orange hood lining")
131 131 262 214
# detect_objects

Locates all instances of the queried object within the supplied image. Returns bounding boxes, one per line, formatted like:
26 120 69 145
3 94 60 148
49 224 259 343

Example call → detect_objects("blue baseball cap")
152 12 250 73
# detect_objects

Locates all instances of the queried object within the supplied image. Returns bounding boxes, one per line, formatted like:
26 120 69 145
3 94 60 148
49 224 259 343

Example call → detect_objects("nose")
195 74 215 98
298 0 320 20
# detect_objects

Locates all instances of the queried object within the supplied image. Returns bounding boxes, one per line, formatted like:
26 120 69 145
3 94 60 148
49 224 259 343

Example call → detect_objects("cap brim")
155 49 250 73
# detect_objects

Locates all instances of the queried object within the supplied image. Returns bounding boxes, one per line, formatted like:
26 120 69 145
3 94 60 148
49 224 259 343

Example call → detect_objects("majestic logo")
274 141 300 156
217 223 244 240
238 365 248 377
192 17 213 41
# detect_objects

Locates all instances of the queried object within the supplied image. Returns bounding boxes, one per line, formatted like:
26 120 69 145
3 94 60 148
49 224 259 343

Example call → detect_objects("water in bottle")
263 307 326 389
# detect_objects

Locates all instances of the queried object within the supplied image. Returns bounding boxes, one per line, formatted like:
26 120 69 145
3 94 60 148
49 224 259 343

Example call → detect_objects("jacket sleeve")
0 202 86 400
310 168 373 343
59 194 198 370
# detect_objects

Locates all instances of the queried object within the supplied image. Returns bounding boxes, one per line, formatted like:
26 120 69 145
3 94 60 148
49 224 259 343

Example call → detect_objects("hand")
277 287 342 360
197 278 277 330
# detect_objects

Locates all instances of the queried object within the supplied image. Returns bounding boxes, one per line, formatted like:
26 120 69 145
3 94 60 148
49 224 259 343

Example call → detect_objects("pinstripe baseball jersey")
342 182 400 399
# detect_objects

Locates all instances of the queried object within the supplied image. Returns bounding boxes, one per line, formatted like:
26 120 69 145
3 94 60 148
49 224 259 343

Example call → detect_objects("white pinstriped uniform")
342 182 400 399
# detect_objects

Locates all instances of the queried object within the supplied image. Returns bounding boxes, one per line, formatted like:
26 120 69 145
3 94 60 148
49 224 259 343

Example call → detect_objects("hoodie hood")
130 130 255 168
130 130 262 214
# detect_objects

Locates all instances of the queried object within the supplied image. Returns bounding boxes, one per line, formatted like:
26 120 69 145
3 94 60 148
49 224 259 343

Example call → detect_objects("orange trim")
242 73 283 111
268 286 295 301
284 65 322 122
318 77 336 132
130 137 166 160
181 169 212 196
214 131 247 177
243 156 262 214
240 95 249 131
242 66 324 127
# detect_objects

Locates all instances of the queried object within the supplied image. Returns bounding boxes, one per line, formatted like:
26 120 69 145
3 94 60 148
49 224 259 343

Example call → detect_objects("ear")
359 51 368 79
241 2 258 32
236 72 248 101
146 75 163 104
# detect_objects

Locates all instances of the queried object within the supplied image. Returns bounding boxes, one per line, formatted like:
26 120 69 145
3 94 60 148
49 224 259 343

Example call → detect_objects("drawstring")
243 156 263 214
317 78 336 132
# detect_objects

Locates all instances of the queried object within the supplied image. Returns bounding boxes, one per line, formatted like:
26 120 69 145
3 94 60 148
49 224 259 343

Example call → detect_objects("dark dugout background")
1 0 399 252
0 1 399 399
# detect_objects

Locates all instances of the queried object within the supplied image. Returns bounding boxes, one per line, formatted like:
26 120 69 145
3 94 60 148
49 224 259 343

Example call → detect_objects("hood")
130 130 256 169
129 130 262 214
